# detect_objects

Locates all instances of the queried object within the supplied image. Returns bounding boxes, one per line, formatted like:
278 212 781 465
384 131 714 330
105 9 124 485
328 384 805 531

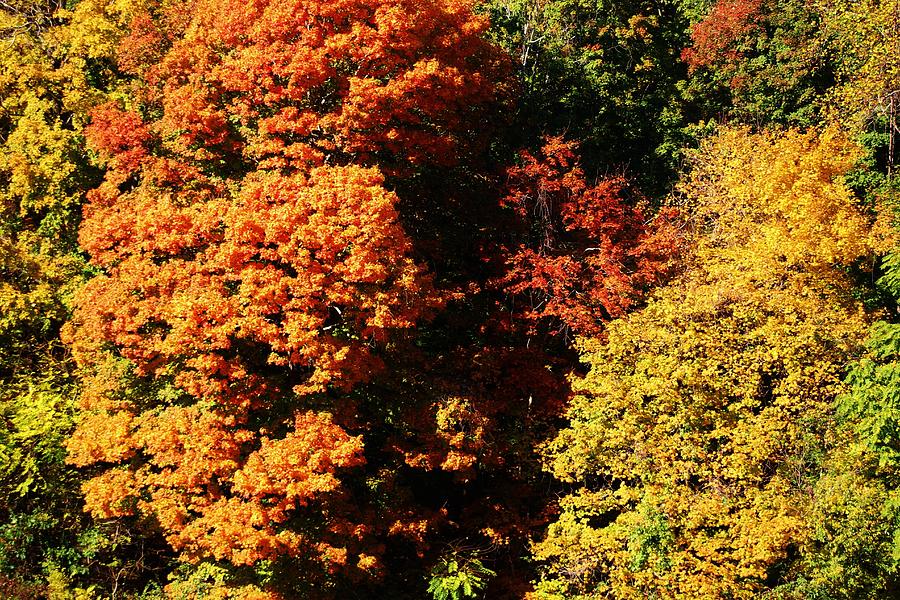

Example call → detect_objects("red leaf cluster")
682 0 763 71
496 137 682 337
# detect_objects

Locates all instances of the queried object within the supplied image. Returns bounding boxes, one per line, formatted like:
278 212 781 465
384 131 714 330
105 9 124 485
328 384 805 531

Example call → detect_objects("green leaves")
484 0 693 193
840 254 900 471
627 501 674 573
0 380 75 498
427 553 496 600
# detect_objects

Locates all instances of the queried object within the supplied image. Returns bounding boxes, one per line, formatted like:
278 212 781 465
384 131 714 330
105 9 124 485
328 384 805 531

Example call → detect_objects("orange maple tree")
65 0 510 590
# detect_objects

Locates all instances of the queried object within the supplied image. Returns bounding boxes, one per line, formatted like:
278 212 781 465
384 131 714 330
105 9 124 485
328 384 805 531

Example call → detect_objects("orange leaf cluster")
72 406 364 566
73 165 437 400
66 0 508 577
113 0 509 171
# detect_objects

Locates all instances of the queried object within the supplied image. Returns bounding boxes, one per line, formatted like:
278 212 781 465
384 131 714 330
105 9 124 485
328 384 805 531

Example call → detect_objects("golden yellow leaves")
680 126 878 269
0 0 134 226
818 0 900 126
532 127 881 599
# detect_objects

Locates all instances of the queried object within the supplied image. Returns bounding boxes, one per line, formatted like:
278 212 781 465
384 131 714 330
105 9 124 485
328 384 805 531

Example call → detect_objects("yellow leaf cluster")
532 127 880 599
679 126 885 270
0 0 135 224
816 0 900 129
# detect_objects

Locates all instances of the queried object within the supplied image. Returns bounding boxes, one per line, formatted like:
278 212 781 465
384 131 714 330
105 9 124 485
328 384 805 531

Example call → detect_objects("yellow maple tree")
531 126 886 599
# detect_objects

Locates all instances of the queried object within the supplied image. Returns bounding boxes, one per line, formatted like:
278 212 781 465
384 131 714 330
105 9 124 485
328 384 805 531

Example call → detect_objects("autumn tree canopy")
2 0 900 598
495 136 680 338
64 0 513 594
530 127 888 599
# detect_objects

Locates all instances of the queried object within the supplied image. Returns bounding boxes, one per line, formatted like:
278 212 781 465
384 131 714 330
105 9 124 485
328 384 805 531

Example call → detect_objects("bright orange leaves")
67 0 507 577
232 411 365 508
84 103 151 176
496 137 681 336
73 405 365 566
114 0 508 171
73 165 438 401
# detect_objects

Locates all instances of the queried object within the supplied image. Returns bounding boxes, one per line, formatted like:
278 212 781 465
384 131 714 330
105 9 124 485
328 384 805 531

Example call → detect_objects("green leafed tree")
484 0 694 194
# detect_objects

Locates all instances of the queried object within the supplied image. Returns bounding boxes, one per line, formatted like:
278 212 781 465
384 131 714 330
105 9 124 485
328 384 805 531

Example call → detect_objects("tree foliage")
805 251 900 598
531 127 885 599
818 0 900 180
494 136 682 337
62 0 520 595
0 0 166 596
485 0 693 192
682 0 831 126
1 0 899 597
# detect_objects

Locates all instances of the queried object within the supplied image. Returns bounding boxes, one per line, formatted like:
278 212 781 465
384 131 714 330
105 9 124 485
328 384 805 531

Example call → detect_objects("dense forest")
1 0 899 598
